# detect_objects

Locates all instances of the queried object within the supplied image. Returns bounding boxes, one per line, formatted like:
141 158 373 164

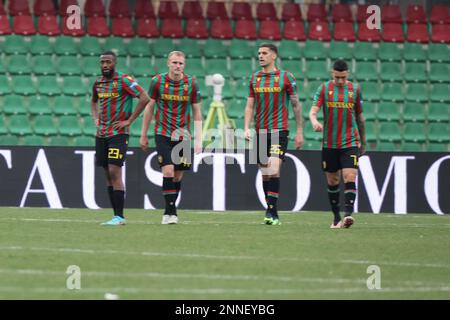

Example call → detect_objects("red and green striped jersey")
92 72 144 138
248 69 297 132
312 80 363 149
149 72 201 140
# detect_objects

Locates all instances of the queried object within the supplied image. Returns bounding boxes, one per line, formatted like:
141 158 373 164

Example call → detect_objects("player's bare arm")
139 99 156 151
113 91 150 130
244 97 255 140
192 102 203 154
356 113 367 155
290 94 304 150
309 106 323 132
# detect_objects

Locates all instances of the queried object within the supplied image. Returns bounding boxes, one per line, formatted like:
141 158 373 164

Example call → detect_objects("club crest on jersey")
349 91 354 98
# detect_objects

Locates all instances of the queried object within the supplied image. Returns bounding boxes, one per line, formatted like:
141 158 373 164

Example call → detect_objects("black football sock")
113 190 125 218
327 184 341 224
107 186 116 212
266 177 280 218
163 177 177 215
344 182 357 217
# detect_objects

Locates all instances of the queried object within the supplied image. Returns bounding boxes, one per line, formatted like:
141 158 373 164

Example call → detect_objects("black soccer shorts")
255 130 289 166
95 134 129 167
155 134 192 171
321 147 359 172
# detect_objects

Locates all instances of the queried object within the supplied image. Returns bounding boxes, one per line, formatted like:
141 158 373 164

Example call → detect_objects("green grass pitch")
1 208 449 299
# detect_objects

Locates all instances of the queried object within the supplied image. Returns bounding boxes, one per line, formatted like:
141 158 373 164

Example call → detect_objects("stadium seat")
0 120 8 135
111 17 135 37
158 1 179 19
259 20 282 40
185 19 209 39
234 20 257 40
136 18 159 38
406 24 429 43
104 37 128 56
382 23 404 42
378 122 402 142
206 2 228 20
28 96 52 116
428 123 450 142
34 0 56 16
278 41 302 60
29 35 53 55
62 77 88 96
303 41 328 60
233 80 250 99
37 76 61 96
60 0 78 16
0 76 11 95
183 58 204 77
57 56 82 76
79 37 103 56
430 4 450 24
0 134 19 145
283 20 306 41
355 62 378 82
204 39 228 58
428 44 450 63
431 24 450 44
61 15 85 36
402 43 427 62
430 84 450 102
0 2 5 15
59 115 82 136
360 82 381 101
81 56 101 77
377 102 401 122
73 135 95 147
256 3 277 21
404 62 428 82
381 5 403 23
49 135 73 146
402 102 425 122
406 5 427 24
86 17 110 37
160 18 184 38
54 36 78 55
128 38 151 57
179 38 202 58
229 39 254 59
134 0 155 19
378 42 403 61
75 96 92 116
307 4 327 22
357 22 381 42
84 0 106 17
205 59 230 78
281 3 302 21
8 0 30 16
230 59 254 80
232 2 252 20
38 15 60 36
32 55 56 75
331 4 352 22
429 63 450 83
356 5 370 23
23 135 47 146
7 55 31 75
12 76 36 96
2 95 27 115
333 22 356 42
152 38 175 57
406 83 429 102
129 117 143 136
428 103 449 122
281 60 302 81
81 116 97 136
305 60 329 81
182 1 204 19
329 41 352 60
8 115 33 136
308 22 331 41
210 19 233 39
428 143 448 152
13 15 37 35
353 42 377 61
379 62 403 82
130 57 153 77
0 15 11 35
401 142 423 152
109 0 131 18
362 102 376 121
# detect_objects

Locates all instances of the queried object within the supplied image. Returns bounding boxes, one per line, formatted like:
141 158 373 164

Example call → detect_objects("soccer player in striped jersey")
91 51 150 226
244 43 304 225
119 51 203 225
309 59 367 229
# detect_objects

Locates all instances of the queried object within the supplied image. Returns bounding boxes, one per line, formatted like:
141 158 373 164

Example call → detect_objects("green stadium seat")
152 38 176 57
205 59 230 77
135 77 152 93
402 102 425 122
130 57 153 77
234 79 249 99
355 61 378 82
382 83 404 102
54 36 78 56
103 37 128 57
49 135 73 146
378 42 403 62
79 37 103 56
0 117 7 135
402 43 427 62
0 76 10 95
303 122 322 141
0 134 20 145
8 115 32 136
427 143 448 152
28 96 52 116
303 41 328 60
329 41 352 60
430 84 450 103
32 55 56 75
230 59 254 79
59 115 82 136
400 142 423 152
7 55 31 75
23 134 47 146
278 40 302 60
82 56 103 77
129 117 143 136
184 58 204 77
196 76 209 98
378 122 401 142
57 56 82 76
203 39 228 58
61 77 88 96
3 35 29 55
12 76 36 96
128 38 152 57
73 135 95 147
429 63 450 83
362 102 376 121
37 76 61 96
220 82 234 100
404 62 428 82
376 141 398 151
281 60 302 79
403 122 427 142
302 139 322 150
306 80 323 101
179 38 203 58
360 81 381 101
379 62 403 82
30 36 54 55
227 99 245 119
33 115 58 136
428 123 450 143
353 42 377 61
427 44 450 63
377 102 401 121
2 94 27 115
53 95 78 116
428 103 449 122
82 116 97 136
305 60 329 81
406 83 429 102
0 60 5 74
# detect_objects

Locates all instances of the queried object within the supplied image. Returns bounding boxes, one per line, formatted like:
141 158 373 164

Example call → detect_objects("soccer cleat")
101 216 126 226
330 221 342 229
168 215 178 224
342 216 354 228
271 218 282 226
264 212 273 225
161 215 170 225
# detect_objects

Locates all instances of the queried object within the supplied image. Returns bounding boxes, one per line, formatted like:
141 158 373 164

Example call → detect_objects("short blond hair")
167 51 185 60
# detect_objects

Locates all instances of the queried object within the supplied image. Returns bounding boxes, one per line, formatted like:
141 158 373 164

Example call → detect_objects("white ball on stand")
212 73 225 86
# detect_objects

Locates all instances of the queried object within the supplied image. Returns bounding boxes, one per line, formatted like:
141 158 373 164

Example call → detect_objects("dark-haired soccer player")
91 51 150 226
309 59 366 229
244 43 304 225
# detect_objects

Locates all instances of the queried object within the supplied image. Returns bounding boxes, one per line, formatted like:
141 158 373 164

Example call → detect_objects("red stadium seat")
356 5 370 23
34 0 57 16
60 0 79 16
431 24 450 43
109 0 131 18
135 18 159 38
259 20 281 40
158 1 179 19
357 22 380 42
160 18 184 38
406 24 429 43
283 20 306 41
13 15 36 35
430 5 450 24
186 19 208 39
111 17 135 37
381 5 403 23
210 19 233 39
406 5 426 24
308 21 331 41
38 15 60 36
256 3 277 21
307 4 327 22
232 2 252 20
281 3 302 21
182 1 203 19
86 17 110 37
331 4 352 22
234 20 257 40
382 23 404 42
8 0 30 16
333 22 356 42
0 15 12 35
61 15 85 36
84 0 106 17
134 0 155 19
0 2 5 15
206 2 228 20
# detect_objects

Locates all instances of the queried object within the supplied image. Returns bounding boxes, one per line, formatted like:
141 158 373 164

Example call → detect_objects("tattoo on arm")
290 94 303 129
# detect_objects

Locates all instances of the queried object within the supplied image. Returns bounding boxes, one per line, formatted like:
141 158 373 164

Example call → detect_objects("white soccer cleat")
168 215 179 224
161 215 170 225
342 216 354 228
